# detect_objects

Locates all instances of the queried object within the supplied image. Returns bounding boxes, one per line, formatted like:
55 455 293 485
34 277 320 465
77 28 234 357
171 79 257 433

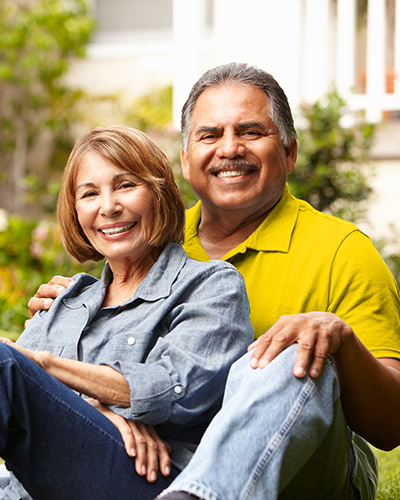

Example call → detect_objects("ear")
180 148 191 182
286 140 297 175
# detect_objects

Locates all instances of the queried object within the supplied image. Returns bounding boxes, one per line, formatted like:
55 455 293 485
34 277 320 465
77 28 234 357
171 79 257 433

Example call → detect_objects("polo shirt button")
127 337 136 345
174 385 183 395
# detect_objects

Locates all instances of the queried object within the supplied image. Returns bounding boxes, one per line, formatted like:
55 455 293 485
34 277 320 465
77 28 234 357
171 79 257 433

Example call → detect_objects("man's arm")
249 312 400 451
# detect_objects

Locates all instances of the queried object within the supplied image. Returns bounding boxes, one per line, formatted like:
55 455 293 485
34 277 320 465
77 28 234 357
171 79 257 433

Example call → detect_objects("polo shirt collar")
184 184 299 257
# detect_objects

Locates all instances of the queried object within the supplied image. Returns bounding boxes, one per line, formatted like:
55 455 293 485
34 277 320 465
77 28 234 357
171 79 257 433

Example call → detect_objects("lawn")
374 446 400 499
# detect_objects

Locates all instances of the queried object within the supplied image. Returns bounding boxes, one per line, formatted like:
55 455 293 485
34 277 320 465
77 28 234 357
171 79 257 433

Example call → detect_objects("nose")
99 191 122 218
217 131 245 159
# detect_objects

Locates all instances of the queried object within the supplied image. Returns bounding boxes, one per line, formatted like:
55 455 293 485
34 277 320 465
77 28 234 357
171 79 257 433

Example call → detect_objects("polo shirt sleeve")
328 230 400 359
109 265 254 425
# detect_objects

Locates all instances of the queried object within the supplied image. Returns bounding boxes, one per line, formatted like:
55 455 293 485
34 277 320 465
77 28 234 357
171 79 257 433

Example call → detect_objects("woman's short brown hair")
57 126 185 263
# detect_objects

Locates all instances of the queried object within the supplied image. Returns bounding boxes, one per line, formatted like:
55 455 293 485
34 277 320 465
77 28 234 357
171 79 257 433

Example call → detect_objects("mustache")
209 159 258 174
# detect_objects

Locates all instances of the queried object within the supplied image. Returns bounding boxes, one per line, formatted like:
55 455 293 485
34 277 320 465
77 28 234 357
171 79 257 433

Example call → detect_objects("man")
29 63 400 499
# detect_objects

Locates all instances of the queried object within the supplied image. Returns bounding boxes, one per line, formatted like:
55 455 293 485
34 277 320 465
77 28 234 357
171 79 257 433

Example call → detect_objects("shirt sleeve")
328 230 400 359
108 265 254 426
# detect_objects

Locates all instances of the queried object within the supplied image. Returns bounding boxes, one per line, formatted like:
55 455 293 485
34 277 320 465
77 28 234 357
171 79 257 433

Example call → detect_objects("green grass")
374 446 400 499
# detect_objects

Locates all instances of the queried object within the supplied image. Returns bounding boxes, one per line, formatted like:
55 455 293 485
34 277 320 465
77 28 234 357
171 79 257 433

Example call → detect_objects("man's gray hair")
181 62 298 151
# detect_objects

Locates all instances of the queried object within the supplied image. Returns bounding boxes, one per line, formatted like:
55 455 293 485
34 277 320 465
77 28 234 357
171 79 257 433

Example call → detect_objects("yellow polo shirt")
183 185 400 359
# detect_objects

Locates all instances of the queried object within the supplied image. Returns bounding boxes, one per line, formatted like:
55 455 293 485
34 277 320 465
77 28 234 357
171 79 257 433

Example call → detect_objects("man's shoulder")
297 198 359 232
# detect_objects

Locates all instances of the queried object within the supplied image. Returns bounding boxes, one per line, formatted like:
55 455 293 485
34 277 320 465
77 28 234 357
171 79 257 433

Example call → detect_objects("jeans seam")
242 376 316 500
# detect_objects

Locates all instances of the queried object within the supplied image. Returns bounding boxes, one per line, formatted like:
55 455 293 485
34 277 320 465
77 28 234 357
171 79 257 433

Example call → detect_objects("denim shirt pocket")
98 331 153 368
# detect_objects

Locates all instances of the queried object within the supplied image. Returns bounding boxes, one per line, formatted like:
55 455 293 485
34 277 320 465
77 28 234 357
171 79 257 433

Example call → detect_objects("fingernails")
164 466 170 476
43 299 54 309
259 359 269 369
151 471 157 482
130 448 136 457
142 465 146 475
250 357 258 369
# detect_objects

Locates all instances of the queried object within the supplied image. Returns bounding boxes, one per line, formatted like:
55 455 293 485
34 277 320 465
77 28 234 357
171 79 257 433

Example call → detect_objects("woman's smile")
74 152 155 268
99 221 137 237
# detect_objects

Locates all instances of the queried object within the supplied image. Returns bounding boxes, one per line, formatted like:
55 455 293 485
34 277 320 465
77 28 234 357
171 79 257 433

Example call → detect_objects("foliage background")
0 0 400 337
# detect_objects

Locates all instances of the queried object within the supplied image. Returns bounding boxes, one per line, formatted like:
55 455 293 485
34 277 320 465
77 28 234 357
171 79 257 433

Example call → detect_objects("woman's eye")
81 191 97 199
119 182 135 189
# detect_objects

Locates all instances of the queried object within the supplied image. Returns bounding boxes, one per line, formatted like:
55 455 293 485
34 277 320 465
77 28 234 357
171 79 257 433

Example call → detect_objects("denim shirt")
18 243 253 457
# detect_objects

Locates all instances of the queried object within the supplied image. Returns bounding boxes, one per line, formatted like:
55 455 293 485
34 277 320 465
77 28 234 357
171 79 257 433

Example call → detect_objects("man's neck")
198 208 269 260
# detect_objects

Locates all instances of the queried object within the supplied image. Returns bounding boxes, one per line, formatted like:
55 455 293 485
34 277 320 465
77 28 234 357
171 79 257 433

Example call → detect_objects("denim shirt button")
174 385 183 395
127 337 136 345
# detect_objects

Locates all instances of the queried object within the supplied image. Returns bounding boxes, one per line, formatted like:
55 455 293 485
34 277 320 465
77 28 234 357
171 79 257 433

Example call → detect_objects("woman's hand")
86 398 172 483
248 312 354 378
0 338 48 369
26 276 74 326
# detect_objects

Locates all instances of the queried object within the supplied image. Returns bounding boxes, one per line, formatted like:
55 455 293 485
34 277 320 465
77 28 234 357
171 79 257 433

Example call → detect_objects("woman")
0 126 253 500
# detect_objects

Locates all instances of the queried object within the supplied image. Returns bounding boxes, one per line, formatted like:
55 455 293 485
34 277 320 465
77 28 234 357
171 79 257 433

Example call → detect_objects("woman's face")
74 152 155 268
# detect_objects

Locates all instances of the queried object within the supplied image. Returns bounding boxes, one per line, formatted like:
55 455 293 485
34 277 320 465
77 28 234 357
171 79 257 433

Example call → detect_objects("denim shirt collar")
63 242 186 312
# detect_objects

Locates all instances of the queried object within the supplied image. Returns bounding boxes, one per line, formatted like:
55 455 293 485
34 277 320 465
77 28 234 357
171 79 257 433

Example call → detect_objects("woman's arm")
0 338 130 406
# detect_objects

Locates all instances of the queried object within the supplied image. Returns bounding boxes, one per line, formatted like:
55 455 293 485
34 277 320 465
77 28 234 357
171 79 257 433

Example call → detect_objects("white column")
271 0 303 113
213 0 274 67
172 0 207 131
366 0 386 121
336 0 356 99
302 0 332 103
213 0 236 65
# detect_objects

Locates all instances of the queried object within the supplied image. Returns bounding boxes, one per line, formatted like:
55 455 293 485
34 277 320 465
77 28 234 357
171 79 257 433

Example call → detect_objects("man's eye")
243 130 262 137
201 134 217 141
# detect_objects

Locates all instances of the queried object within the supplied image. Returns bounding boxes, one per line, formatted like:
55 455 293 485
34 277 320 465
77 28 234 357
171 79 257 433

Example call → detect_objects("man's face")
181 83 297 221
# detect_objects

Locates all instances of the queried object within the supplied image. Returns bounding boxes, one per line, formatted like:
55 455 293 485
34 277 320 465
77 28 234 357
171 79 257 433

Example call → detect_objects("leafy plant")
0 214 102 334
0 0 95 214
289 91 376 222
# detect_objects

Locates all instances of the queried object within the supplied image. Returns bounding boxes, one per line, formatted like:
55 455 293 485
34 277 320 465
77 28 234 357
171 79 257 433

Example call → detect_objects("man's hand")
26 276 74 326
248 312 353 378
85 398 172 482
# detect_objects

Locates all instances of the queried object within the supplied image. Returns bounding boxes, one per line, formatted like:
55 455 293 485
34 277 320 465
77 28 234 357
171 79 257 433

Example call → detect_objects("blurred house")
65 0 400 240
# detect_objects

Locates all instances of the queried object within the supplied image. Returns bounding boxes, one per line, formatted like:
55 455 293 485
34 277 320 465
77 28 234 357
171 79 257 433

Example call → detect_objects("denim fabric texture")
159 346 377 500
0 243 253 499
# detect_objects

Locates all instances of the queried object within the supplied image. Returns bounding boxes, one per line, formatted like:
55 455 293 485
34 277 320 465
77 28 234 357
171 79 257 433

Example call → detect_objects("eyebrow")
194 126 219 138
194 121 268 137
237 121 268 131
75 172 136 193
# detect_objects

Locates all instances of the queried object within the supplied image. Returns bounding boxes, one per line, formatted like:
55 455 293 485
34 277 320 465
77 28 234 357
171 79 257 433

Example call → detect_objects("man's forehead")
190 87 271 136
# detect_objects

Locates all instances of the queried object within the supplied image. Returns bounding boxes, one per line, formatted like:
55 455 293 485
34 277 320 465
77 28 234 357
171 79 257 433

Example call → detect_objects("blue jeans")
159 345 362 500
0 343 179 500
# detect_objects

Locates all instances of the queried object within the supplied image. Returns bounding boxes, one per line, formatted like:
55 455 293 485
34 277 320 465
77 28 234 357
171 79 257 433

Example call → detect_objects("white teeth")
101 222 135 236
216 170 248 178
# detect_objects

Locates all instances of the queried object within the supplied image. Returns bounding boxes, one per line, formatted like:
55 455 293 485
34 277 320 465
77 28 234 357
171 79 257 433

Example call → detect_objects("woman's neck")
102 247 161 307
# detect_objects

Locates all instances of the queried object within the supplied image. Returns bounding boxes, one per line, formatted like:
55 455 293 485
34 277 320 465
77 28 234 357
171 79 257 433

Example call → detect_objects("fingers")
87 398 172 483
85 399 137 458
28 277 74 318
249 313 349 378
146 425 172 477
131 423 159 482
